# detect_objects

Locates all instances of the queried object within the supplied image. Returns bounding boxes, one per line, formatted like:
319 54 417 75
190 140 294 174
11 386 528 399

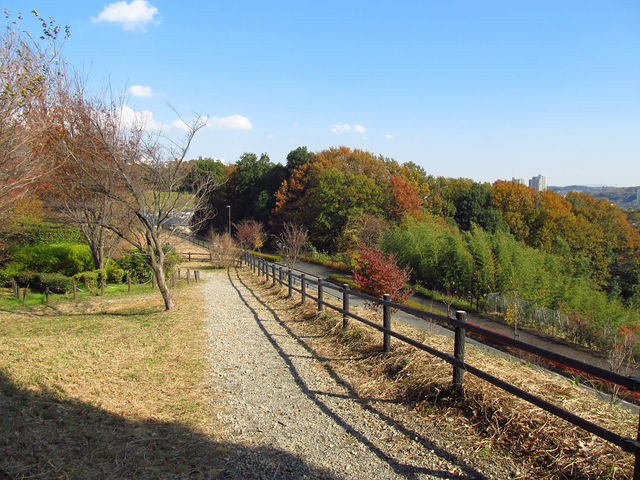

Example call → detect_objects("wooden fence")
242 251 640 478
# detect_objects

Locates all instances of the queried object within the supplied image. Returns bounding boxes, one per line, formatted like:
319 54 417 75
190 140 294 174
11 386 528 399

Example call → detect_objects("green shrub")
249 251 282 263
0 266 20 287
12 221 84 246
15 272 40 289
106 262 125 284
39 273 75 293
73 270 106 289
14 243 94 276
116 250 152 283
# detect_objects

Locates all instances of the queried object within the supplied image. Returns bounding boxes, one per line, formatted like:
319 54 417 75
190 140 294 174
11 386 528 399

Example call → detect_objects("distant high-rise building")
511 177 526 186
529 175 547 192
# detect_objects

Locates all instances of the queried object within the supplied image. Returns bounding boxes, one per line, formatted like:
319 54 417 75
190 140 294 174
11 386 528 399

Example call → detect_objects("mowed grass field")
0 267 230 479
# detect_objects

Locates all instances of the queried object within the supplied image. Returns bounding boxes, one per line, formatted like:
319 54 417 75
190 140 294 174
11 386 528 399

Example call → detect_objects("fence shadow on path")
230 268 489 480
0 370 341 479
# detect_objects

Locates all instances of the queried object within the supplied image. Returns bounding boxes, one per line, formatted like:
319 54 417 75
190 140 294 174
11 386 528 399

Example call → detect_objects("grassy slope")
0 275 226 479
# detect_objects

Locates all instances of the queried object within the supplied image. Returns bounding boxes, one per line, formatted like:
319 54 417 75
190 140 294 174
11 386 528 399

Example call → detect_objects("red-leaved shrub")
353 245 412 305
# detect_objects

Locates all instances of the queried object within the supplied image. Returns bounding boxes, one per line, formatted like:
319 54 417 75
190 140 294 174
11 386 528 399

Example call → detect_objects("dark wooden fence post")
301 274 306 303
383 294 391 352
11 278 18 299
279 266 283 286
186 269 190 284
317 279 324 312
272 264 276 287
73 284 77 300
195 270 199 283
342 284 350 329
287 269 292 298
177 268 181 279
188 252 191 262
22 288 27 304
453 310 467 392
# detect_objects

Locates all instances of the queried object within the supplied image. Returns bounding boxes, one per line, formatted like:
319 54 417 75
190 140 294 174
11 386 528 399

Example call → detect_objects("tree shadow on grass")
0 370 340 480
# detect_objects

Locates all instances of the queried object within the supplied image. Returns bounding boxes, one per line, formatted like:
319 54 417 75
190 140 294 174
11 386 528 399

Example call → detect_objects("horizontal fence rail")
241 252 640 478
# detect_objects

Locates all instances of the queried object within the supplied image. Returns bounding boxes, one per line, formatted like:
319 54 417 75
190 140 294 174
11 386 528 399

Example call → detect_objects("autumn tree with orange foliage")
388 175 422 220
0 11 69 258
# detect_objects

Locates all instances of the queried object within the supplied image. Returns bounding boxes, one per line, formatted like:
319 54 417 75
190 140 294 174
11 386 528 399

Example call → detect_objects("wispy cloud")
92 0 160 32
129 85 153 97
384 134 394 139
118 104 163 130
173 114 253 131
331 122 367 135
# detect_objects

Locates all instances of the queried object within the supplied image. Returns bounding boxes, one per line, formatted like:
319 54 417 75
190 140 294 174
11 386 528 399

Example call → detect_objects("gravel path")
203 268 516 480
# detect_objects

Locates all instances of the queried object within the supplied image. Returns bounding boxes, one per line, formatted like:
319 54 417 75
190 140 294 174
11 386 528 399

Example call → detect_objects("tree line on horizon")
184 146 640 351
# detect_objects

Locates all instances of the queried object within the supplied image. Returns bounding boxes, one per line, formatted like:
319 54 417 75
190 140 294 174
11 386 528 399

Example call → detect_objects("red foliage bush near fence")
353 245 412 305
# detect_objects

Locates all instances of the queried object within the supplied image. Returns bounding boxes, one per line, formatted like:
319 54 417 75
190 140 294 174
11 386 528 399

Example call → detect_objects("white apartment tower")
511 177 526 186
529 175 547 192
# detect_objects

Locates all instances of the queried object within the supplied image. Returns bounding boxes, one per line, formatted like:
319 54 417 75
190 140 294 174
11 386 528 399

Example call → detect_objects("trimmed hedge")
13 272 74 293
249 251 282 263
13 243 94 276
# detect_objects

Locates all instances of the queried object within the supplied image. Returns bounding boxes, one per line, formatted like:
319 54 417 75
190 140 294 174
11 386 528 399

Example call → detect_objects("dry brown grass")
0 279 227 479
240 268 636 480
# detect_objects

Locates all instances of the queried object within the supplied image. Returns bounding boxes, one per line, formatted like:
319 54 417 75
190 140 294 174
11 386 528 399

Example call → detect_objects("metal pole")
453 310 467 393
342 284 350 329
383 294 391 352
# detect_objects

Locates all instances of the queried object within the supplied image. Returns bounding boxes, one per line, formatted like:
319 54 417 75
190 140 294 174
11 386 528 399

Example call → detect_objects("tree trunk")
153 262 173 310
147 231 173 310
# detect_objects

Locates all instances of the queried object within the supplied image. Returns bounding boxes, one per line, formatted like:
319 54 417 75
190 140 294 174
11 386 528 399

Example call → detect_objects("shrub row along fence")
7 267 201 305
241 252 640 478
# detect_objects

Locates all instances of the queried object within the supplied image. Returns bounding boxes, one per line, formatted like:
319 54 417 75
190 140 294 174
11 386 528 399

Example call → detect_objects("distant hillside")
549 185 640 209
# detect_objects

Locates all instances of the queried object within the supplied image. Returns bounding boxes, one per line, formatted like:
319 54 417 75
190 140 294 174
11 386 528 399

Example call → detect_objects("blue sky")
4 1 640 186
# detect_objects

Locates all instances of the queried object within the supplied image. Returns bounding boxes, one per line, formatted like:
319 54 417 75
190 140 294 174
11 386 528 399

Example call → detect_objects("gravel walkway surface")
203 268 516 480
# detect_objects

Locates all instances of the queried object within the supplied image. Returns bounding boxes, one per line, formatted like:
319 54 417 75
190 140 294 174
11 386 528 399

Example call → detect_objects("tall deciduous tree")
0 11 68 258
51 85 213 310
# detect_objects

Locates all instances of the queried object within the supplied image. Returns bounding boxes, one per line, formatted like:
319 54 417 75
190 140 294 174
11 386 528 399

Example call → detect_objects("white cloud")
117 104 163 130
208 114 253 130
331 122 367 135
173 114 252 131
331 122 351 134
384 134 394 140
129 85 153 97
92 0 160 32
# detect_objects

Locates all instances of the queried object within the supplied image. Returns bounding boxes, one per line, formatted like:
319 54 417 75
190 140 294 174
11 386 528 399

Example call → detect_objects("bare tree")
234 219 266 251
51 84 216 310
210 232 237 269
278 222 307 270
